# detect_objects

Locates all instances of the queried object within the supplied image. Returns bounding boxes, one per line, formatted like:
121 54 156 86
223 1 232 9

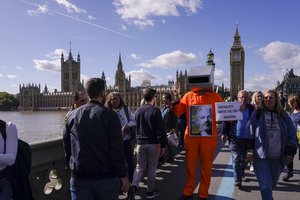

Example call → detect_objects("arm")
126 106 136 127
284 115 297 156
0 122 18 166
63 120 71 163
220 121 231 143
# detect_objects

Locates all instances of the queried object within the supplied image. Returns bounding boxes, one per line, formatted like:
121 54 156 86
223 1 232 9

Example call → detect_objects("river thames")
0 111 67 143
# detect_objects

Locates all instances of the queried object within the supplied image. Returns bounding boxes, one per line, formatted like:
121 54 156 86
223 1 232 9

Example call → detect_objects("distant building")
19 48 83 111
19 47 229 111
276 69 300 100
230 24 245 97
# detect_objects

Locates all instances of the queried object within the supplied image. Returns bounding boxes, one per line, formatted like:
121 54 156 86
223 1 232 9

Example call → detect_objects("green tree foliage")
0 92 19 110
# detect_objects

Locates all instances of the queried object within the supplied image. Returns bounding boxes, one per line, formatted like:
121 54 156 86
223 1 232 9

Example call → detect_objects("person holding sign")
172 65 223 200
220 90 254 188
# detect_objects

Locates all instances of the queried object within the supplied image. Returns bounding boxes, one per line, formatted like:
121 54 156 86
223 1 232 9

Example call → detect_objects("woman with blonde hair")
251 91 263 109
245 89 297 200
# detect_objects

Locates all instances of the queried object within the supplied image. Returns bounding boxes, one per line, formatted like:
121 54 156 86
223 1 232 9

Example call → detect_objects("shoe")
127 186 135 200
234 181 242 187
147 189 160 199
282 173 293 182
250 164 254 172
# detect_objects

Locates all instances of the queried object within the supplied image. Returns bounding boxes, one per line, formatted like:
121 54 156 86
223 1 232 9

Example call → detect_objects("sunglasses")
264 96 275 100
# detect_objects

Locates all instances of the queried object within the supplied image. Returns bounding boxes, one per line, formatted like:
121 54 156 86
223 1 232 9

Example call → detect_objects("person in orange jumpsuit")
173 86 223 200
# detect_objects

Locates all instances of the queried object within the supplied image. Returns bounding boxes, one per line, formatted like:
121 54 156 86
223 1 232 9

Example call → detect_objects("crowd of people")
1 77 299 200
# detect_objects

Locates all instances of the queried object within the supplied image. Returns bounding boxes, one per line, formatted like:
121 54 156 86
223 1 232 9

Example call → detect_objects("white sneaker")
250 164 254 172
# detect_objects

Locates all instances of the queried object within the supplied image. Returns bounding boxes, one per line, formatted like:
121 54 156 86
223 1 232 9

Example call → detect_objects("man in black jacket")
131 88 166 199
220 90 254 188
63 78 129 200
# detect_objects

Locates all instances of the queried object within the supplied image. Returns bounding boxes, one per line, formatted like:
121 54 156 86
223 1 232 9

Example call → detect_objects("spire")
77 52 80 62
234 22 240 38
68 41 73 60
232 22 243 48
101 71 106 80
117 53 123 71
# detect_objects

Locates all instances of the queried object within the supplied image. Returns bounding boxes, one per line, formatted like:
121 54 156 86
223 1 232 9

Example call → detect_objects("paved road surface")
120 139 300 200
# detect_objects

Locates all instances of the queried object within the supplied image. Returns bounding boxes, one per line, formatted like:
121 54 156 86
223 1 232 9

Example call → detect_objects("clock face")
233 52 240 61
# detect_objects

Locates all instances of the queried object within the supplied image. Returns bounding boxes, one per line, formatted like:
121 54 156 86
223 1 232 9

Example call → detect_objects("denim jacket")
245 109 297 164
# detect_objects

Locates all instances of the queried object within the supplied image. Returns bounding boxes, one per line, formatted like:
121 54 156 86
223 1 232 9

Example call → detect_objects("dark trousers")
124 139 135 183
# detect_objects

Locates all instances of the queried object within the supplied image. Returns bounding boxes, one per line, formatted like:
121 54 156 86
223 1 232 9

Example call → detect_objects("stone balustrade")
29 137 71 200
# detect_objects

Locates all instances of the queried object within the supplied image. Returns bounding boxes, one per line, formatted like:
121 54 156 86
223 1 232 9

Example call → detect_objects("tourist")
0 119 18 200
63 78 129 200
282 94 300 183
161 92 177 162
220 90 254 187
106 92 136 184
131 88 166 199
245 89 297 200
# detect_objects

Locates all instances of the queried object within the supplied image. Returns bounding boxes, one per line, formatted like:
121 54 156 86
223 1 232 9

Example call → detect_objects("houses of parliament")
19 26 299 111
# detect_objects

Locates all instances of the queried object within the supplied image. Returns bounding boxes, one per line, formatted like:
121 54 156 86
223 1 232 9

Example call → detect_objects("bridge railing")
29 137 71 200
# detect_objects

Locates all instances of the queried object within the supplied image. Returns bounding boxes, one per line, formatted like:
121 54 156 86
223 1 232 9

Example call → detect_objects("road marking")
215 158 234 199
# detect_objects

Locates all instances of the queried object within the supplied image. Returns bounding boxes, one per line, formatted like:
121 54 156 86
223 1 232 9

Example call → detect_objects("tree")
0 92 19 110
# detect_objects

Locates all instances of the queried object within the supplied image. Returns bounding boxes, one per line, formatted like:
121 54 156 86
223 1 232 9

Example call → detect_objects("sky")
1 0 300 95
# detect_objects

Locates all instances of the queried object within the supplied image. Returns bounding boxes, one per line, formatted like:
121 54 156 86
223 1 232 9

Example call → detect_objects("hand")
120 177 130 193
240 104 246 112
220 135 227 143
246 151 253 162
159 148 166 157
286 155 294 164
122 125 130 132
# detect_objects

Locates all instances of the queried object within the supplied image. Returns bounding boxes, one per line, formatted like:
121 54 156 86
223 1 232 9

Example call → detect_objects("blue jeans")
132 144 160 192
0 177 12 200
253 158 283 200
229 139 248 182
70 176 120 200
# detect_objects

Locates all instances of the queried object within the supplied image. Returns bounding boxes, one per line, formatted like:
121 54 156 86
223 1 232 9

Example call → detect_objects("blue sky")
1 0 300 94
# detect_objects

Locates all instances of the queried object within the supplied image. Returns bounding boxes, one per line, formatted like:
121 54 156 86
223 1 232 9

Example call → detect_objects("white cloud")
214 68 229 86
27 4 49 16
88 15 96 21
46 49 66 59
259 41 300 70
17 66 23 70
166 75 174 80
33 59 60 72
7 75 17 79
243 68 292 92
130 53 141 60
137 50 197 69
54 0 86 14
127 68 159 82
113 0 202 28
0 74 2 77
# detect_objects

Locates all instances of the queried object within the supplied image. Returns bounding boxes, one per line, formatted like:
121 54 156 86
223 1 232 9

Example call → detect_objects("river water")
0 111 68 143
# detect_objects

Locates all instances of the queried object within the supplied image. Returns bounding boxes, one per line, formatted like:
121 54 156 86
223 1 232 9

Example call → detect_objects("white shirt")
0 122 18 170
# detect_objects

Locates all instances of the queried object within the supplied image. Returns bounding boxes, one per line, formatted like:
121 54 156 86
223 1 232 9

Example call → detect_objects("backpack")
0 120 34 200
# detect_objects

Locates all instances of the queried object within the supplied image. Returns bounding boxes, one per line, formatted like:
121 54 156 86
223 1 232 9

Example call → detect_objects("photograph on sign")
189 105 213 137
215 101 243 121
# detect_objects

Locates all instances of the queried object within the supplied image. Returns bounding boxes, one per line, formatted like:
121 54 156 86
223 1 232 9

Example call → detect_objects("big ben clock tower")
230 24 245 97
